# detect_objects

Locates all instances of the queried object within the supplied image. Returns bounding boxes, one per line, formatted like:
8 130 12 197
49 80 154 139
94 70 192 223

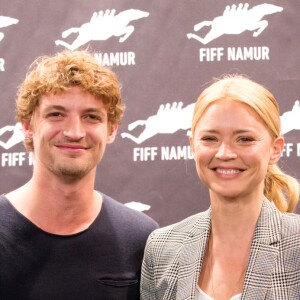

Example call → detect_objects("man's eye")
47 112 63 118
85 114 102 121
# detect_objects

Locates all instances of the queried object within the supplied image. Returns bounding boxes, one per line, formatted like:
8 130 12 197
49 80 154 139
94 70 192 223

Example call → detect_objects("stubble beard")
40 143 102 181
47 159 94 180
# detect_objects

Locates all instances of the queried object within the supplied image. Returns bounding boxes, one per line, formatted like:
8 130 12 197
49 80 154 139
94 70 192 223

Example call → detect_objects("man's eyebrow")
42 106 106 114
84 108 107 118
84 108 104 113
43 105 66 112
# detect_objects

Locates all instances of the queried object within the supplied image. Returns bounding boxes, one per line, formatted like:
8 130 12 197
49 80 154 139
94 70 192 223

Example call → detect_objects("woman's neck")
209 193 263 240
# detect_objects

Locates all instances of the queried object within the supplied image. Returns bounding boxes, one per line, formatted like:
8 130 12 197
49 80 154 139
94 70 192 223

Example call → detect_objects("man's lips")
56 144 89 151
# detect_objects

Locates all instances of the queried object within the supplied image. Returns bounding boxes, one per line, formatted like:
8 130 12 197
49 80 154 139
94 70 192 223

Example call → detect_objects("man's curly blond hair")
16 50 125 151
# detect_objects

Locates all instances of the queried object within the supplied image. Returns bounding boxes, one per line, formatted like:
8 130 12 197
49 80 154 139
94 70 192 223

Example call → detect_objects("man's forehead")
39 88 106 110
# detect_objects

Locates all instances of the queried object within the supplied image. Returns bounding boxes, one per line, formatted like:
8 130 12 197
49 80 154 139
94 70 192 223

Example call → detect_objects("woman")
141 75 300 300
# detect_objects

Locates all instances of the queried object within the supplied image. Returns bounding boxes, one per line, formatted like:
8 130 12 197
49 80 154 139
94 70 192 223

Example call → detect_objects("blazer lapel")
176 209 211 300
242 199 281 300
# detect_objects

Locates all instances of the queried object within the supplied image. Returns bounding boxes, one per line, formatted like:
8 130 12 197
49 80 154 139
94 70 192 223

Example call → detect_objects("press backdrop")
0 0 299 226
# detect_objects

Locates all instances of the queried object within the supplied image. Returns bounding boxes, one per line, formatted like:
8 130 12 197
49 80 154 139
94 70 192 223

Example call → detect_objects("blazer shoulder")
148 208 210 243
281 211 300 235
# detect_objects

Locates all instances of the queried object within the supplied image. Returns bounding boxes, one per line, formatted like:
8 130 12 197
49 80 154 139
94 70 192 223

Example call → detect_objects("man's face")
24 86 117 180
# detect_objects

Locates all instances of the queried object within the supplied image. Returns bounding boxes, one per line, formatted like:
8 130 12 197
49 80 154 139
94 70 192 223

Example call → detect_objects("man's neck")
6 177 103 235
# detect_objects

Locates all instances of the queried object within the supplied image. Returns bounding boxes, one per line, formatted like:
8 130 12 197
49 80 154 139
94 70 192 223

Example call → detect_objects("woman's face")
190 99 283 201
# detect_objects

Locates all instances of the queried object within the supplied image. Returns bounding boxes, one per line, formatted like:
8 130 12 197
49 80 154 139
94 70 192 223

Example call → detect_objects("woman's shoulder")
281 210 300 233
263 199 300 234
149 208 210 242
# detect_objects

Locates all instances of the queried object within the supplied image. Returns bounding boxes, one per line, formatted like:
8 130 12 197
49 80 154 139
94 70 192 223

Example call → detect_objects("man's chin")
50 165 91 180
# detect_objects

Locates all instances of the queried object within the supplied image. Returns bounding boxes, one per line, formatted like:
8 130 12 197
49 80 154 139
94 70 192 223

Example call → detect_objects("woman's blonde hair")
191 74 299 212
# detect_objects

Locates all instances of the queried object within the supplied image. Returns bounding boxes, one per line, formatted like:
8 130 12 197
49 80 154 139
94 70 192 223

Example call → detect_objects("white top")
195 286 242 300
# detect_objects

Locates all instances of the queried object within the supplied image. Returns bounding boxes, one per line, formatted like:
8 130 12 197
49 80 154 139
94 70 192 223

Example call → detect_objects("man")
0 50 158 299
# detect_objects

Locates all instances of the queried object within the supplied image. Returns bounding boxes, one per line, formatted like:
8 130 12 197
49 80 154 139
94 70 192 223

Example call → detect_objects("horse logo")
187 3 283 44
0 15 18 42
281 100 300 135
121 100 300 144
121 102 195 144
55 9 149 50
0 123 24 150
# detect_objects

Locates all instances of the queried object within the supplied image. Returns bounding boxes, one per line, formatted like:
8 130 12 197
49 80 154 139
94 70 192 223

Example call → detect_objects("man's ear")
22 119 33 139
107 124 118 144
269 136 284 165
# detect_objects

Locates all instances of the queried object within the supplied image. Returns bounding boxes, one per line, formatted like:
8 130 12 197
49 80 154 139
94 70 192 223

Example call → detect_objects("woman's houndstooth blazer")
141 199 300 300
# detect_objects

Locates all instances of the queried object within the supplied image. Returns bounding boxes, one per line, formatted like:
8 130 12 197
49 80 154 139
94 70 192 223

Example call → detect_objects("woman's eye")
238 136 254 142
201 136 217 142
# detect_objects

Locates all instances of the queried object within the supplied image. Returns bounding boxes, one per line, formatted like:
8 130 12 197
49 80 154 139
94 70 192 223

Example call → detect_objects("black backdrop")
0 0 299 226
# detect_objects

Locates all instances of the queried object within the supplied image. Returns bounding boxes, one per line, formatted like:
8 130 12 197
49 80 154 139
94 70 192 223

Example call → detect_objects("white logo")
187 3 283 44
0 123 24 150
124 201 151 212
121 102 195 144
281 100 300 135
0 15 19 71
121 100 300 144
0 15 18 42
55 9 149 50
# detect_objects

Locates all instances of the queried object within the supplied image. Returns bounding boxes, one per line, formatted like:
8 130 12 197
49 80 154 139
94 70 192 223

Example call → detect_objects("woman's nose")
215 142 237 160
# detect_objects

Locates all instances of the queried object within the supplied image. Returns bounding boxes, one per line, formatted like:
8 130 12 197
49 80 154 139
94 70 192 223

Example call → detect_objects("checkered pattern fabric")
141 199 300 299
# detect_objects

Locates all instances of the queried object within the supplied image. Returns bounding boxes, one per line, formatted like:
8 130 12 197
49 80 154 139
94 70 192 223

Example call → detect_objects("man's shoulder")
0 194 8 204
101 193 159 231
0 195 13 215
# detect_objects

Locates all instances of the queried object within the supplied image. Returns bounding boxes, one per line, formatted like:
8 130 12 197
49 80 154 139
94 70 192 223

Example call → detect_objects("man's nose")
63 117 85 140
